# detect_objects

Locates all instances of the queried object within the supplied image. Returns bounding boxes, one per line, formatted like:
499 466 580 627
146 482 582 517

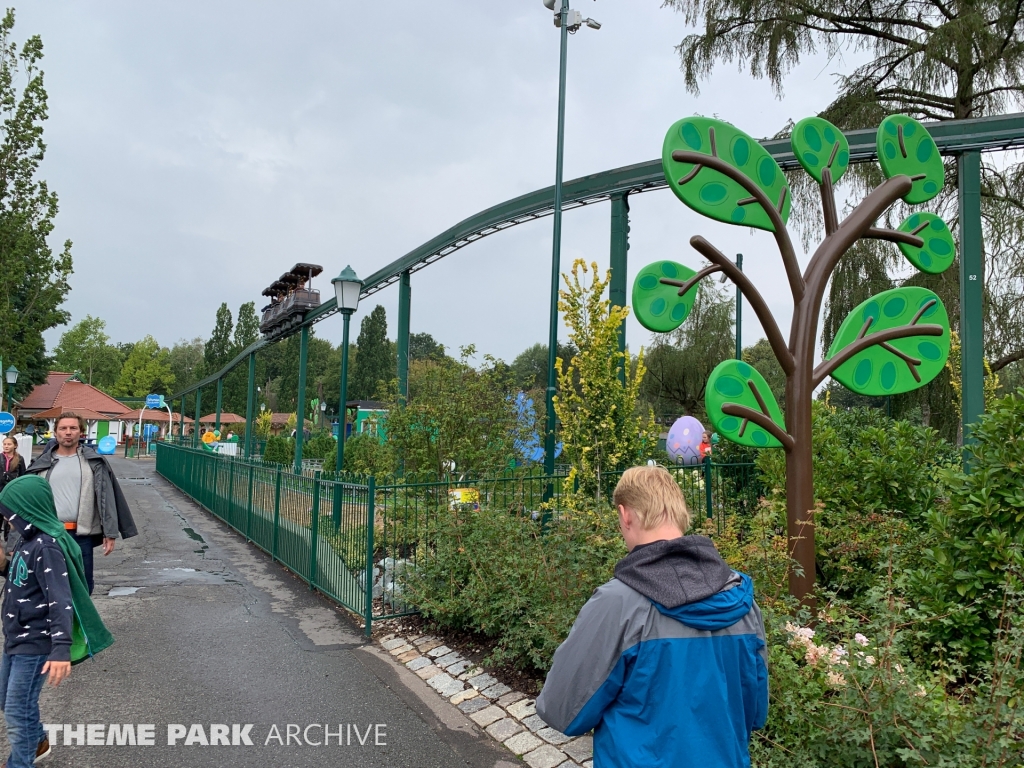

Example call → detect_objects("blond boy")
536 465 768 768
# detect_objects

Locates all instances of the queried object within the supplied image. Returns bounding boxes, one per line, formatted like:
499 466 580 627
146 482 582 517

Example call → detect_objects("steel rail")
170 112 1024 398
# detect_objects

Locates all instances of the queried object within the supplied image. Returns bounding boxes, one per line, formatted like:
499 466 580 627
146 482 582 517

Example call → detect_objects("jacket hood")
614 536 753 630
654 572 754 630
0 475 61 539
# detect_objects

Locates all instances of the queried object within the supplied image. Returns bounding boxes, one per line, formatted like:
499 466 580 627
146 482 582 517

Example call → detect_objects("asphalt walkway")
9 457 514 768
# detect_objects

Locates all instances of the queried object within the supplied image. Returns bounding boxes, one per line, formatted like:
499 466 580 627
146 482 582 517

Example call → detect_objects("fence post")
704 457 713 520
364 475 376 637
227 457 235 524
272 466 282 561
246 464 255 538
309 473 321 590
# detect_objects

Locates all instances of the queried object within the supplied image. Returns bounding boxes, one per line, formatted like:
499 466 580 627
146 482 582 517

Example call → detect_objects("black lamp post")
331 266 363 475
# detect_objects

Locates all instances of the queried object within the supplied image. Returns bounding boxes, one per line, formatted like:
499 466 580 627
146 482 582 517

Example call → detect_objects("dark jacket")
27 445 138 540
536 536 768 768
0 452 26 491
0 513 74 661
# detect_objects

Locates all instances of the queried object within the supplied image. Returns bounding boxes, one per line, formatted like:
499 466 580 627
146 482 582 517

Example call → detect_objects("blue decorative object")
97 435 117 455
513 393 562 464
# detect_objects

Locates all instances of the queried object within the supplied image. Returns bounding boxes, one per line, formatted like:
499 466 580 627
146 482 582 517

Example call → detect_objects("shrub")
403 503 624 672
263 435 293 465
757 404 957 595
911 388 1024 666
303 432 336 461
324 432 395 476
753 578 1024 768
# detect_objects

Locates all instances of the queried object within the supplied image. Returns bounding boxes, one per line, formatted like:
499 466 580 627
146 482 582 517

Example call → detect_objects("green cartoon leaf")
791 116 850 185
663 117 791 233
631 260 698 332
826 287 950 396
877 115 944 204
705 359 786 449
896 213 955 274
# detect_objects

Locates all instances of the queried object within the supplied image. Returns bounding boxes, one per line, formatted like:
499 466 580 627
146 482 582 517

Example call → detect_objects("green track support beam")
215 378 223 432
958 151 984 458
609 192 629 364
244 352 256 459
294 325 309 475
194 389 202 448
397 269 411 401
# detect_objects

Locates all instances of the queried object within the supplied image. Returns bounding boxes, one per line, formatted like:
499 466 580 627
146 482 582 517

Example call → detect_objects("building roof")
31 406 117 423
269 412 314 427
120 409 194 423
198 413 247 424
19 372 131 417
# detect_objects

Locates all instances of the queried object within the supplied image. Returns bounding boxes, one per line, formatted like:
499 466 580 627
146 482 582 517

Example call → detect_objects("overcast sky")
22 2 863 370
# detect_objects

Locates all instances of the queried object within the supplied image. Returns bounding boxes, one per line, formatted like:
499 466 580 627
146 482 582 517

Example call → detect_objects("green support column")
958 151 984 458
609 192 630 361
293 325 309 474
215 378 223 432
244 352 256 459
194 389 202 448
397 269 411 401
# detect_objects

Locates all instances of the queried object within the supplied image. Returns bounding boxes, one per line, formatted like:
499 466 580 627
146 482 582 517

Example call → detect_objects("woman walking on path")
0 437 25 541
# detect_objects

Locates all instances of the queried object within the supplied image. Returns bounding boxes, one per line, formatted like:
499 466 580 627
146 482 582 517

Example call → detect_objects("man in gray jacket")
27 413 138 593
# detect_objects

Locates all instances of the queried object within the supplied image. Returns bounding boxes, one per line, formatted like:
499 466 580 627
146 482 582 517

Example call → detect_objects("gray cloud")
24 1 859 367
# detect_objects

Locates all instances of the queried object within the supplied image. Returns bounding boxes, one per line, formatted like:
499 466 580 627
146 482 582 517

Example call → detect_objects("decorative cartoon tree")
632 114 953 604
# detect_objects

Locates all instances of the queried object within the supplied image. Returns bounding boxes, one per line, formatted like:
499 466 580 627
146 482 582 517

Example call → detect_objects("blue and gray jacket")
536 536 768 768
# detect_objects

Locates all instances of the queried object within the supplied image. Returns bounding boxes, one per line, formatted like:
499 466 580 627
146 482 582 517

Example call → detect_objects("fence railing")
155 443 761 635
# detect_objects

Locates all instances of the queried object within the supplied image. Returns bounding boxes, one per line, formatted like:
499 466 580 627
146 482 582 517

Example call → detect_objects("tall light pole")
542 0 601 485
331 266 363 477
719 253 744 360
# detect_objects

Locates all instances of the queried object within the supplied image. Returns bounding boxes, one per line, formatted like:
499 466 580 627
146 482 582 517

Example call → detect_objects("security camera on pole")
541 0 600 496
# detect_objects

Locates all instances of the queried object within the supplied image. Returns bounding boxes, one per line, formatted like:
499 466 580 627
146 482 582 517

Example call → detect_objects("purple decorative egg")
666 416 705 466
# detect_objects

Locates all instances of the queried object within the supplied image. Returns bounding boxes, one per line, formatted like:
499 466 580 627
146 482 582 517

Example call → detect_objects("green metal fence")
156 443 761 635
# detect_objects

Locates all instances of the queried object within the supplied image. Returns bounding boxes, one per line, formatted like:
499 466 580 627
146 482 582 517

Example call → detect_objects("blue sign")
145 394 164 409
0 412 14 434
97 435 117 455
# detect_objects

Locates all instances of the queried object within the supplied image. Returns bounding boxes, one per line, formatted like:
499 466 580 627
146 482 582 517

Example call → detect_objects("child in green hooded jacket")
0 475 113 768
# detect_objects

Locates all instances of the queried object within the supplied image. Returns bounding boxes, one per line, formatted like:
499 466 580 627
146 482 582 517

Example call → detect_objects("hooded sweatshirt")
0 476 114 664
536 536 768 768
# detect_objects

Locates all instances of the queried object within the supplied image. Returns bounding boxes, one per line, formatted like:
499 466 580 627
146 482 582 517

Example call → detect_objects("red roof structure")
198 413 247 424
19 372 131 419
32 406 116 423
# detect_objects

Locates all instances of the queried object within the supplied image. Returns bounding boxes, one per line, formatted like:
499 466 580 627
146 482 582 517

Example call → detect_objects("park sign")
0 412 14 434
145 394 165 410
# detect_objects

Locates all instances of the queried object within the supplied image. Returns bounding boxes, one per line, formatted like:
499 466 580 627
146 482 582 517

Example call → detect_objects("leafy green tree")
204 303 233 373
51 316 121 390
350 305 395 401
0 12 73 400
113 335 175 397
742 338 786 407
409 332 447 362
383 347 523 476
556 260 658 507
510 342 577 393
222 301 261 415
167 338 205 395
640 281 734 420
